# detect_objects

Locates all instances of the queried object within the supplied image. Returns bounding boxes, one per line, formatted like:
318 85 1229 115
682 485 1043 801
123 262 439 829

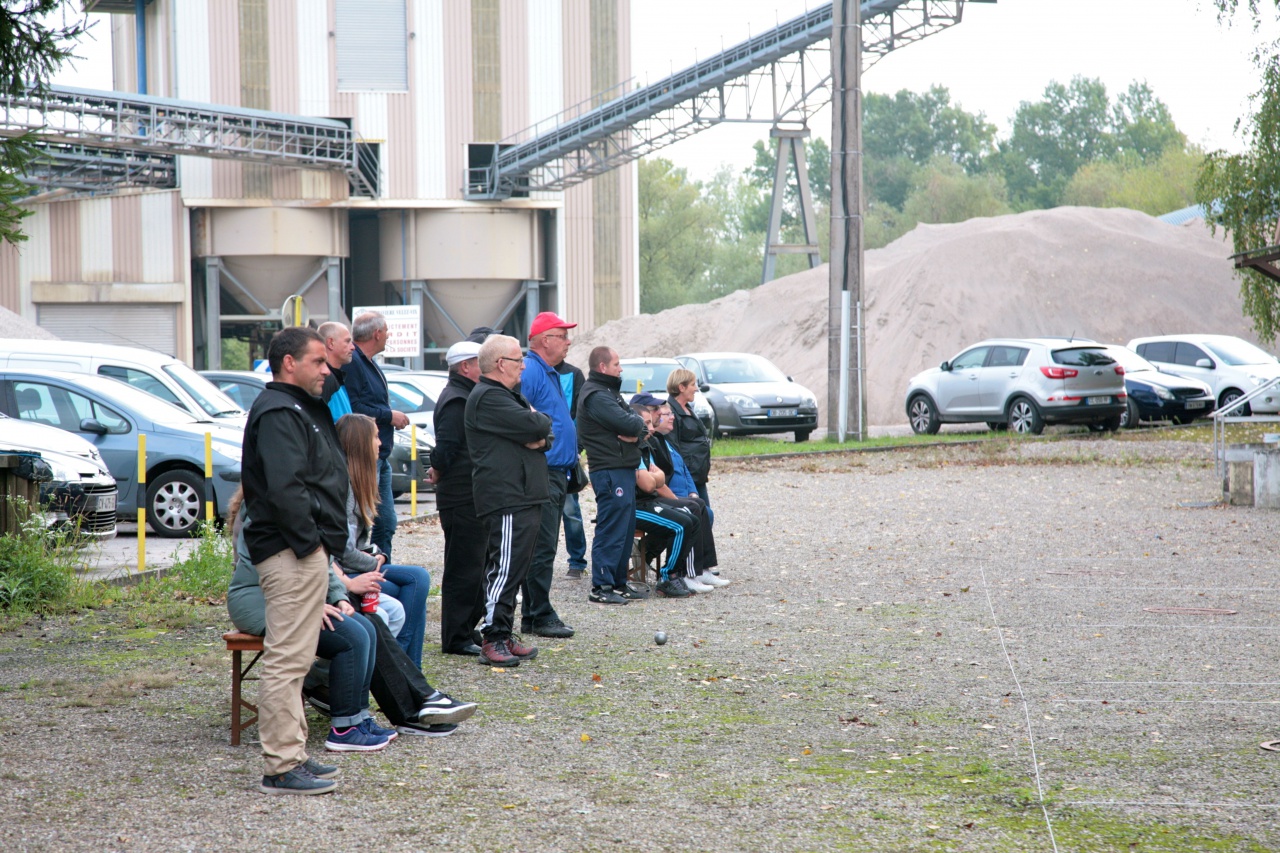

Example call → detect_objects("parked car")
203 368 432 497
676 352 819 441
905 338 1127 435
386 372 449 445
0 370 243 537
618 357 716 433
0 338 246 425
0 413 117 539
1126 334 1280 416
1100 346 1214 428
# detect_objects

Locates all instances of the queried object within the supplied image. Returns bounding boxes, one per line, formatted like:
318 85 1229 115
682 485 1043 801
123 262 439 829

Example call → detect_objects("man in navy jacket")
345 311 409 560
514 311 578 639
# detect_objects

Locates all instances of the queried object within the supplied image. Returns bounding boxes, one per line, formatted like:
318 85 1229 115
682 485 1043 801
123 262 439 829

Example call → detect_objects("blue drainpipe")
135 0 147 94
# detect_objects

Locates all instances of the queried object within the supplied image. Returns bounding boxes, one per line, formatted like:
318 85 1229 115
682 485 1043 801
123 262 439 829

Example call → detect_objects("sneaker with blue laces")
325 724 390 752
360 717 398 741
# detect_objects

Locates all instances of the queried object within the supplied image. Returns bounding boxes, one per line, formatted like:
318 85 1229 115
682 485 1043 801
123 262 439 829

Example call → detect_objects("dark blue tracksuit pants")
590 468 636 590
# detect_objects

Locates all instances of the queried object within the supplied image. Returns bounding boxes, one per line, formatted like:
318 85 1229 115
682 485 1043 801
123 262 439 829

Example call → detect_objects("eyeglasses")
541 333 570 341
499 356 526 365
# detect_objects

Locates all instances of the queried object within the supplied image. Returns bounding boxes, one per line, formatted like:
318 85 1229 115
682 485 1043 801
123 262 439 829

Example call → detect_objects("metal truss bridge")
468 0 973 199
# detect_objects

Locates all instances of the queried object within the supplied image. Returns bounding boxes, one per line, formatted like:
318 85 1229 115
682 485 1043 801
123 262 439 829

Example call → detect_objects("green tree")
0 2 89 245
1065 146 1203 215
637 157 720 313
1195 0 1280 341
901 158 1011 225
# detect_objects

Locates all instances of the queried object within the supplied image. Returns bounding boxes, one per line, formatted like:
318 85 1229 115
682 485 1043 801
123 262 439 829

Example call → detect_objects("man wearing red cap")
512 311 579 639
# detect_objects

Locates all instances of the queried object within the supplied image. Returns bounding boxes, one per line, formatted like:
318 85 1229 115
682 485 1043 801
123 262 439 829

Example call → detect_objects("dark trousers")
364 598 437 726
636 501 698 582
590 468 636 589
480 505 541 640
439 504 488 653
314 610 376 728
562 492 588 570
660 496 717 574
523 469 568 625
373 456 398 560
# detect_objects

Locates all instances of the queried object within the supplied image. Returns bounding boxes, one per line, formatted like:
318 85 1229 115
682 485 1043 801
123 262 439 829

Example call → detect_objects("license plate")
96 493 116 513
1186 401 1206 409
768 408 798 417
1086 396 1110 405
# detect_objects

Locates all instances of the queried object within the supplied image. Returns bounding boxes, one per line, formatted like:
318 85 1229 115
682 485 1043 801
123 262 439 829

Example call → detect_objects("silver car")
676 352 819 442
905 338 1128 435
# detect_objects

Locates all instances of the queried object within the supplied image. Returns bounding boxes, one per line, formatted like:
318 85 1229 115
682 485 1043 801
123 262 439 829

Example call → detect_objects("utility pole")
828 0 866 441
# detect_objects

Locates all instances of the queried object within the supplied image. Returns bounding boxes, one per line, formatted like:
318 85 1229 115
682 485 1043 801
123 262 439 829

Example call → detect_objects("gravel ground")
1 435 1278 852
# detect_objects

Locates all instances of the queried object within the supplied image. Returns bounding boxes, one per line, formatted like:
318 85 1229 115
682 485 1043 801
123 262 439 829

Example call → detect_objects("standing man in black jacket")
465 334 555 667
428 339 487 656
241 326 350 796
576 346 649 605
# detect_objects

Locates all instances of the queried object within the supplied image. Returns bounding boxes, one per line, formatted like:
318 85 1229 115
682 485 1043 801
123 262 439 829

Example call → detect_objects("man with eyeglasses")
464 334 554 666
513 311 579 639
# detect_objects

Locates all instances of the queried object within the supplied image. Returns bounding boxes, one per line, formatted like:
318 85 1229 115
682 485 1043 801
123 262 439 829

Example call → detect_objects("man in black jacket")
576 346 648 605
241 326 350 796
428 340 487 656
464 334 555 667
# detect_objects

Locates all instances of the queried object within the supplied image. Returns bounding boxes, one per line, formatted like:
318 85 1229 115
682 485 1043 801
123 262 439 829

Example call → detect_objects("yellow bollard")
204 432 214 524
409 424 418 518
136 433 146 574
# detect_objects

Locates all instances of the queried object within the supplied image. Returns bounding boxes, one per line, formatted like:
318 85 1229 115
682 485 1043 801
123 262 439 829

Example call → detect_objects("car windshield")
1104 347 1156 373
164 362 244 416
620 361 679 396
701 355 788 384
80 378 205 426
1203 338 1277 366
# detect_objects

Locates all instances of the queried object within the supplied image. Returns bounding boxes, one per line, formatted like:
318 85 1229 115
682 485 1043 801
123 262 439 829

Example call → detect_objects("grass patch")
126 523 233 608
0 500 101 617
712 431 992 458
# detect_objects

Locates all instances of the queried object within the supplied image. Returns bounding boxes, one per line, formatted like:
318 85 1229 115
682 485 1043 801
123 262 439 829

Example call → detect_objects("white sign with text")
354 305 421 360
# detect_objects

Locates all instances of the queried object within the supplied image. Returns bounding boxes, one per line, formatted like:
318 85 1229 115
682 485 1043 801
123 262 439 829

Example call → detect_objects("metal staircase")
0 85 378 196
468 0 971 199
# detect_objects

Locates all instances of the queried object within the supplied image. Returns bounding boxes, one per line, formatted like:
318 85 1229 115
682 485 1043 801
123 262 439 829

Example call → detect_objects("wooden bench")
223 631 264 746
629 530 659 587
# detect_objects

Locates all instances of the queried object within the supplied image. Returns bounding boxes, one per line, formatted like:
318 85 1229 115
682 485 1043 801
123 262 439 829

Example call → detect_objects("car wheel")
1101 414 1122 432
907 395 940 435
1007 397 1045 435
1219 389 1251 417
986 421 1007 432
1121 398 1140 429
794 429 811 443
146 469 204 538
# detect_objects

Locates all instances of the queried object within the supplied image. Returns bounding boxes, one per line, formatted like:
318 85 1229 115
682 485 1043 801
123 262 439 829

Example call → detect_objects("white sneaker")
684 576 714 593
699 571 730 587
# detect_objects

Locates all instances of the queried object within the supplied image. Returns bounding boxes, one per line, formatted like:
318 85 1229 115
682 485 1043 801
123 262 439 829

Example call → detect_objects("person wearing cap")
576 346 649 605
428 339 488 656
511 310 578 639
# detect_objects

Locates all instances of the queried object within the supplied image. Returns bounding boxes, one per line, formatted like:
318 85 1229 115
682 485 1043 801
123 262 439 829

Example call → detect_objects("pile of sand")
569 206 1256 426
0 307 56 340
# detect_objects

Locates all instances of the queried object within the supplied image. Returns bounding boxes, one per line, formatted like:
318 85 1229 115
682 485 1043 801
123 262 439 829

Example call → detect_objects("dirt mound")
569 206 1253 426
0 306 56 340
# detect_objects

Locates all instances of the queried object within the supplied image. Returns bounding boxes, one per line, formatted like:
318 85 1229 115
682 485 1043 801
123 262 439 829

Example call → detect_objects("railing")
1211 377 1280 484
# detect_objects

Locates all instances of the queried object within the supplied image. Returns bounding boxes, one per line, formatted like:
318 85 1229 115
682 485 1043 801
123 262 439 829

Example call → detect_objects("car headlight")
1250 375 1268 386
800 393 818 409
394 431 411 447
1154 386 1174 401
724 394 762 412
44 459 77 484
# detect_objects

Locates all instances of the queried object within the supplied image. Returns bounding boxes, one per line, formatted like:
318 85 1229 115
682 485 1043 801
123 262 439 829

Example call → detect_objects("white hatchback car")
1126 335 1280 415
905 338 1127 435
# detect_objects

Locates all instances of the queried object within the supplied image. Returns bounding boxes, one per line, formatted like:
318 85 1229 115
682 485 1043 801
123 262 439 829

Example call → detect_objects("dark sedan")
676 352 819 442
1103 347 1215 428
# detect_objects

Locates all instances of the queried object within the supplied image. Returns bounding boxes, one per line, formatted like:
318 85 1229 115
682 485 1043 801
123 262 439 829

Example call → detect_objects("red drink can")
360 591 378 613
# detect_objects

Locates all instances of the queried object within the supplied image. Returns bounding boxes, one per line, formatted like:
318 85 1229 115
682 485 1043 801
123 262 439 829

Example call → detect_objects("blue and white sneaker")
325 724 390 752
360 717 398 741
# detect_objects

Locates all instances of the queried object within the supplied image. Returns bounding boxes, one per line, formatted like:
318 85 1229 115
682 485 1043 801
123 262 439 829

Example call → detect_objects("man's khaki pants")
256 546 329 776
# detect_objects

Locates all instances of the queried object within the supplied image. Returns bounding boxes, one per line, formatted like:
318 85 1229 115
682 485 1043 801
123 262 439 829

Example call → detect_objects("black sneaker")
303 686 331 716
259 765 337 795
520 618 534 634
302 758 339 780
397 721 459 737
417 691 478 724
589 586 629 605
566 567 585 579
613 585 646 601
530 617 575 638
656 577 692 598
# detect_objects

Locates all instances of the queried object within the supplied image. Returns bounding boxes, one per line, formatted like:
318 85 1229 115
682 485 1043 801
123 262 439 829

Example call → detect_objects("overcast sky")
55 1 1278 183
630 0 1280 179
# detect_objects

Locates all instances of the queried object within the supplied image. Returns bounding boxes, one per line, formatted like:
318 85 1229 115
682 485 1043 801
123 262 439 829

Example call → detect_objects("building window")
336 0 408 91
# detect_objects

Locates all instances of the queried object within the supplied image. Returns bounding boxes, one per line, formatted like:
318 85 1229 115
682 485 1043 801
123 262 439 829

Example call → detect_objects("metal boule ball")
654 631 667 645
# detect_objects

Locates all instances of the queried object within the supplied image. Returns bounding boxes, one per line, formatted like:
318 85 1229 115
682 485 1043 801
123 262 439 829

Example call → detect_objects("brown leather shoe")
479 639 521 667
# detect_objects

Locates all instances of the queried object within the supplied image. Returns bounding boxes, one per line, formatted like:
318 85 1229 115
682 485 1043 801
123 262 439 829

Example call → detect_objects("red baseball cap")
529 311 577 338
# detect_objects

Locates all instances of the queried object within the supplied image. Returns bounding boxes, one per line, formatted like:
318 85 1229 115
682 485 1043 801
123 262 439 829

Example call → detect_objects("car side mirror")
80 418 108 435
698 384 710 393
1195 358 1214 369
940 361 951 372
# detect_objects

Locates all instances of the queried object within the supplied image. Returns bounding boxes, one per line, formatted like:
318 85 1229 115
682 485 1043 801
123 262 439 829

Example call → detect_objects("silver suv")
905 338 1127 435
